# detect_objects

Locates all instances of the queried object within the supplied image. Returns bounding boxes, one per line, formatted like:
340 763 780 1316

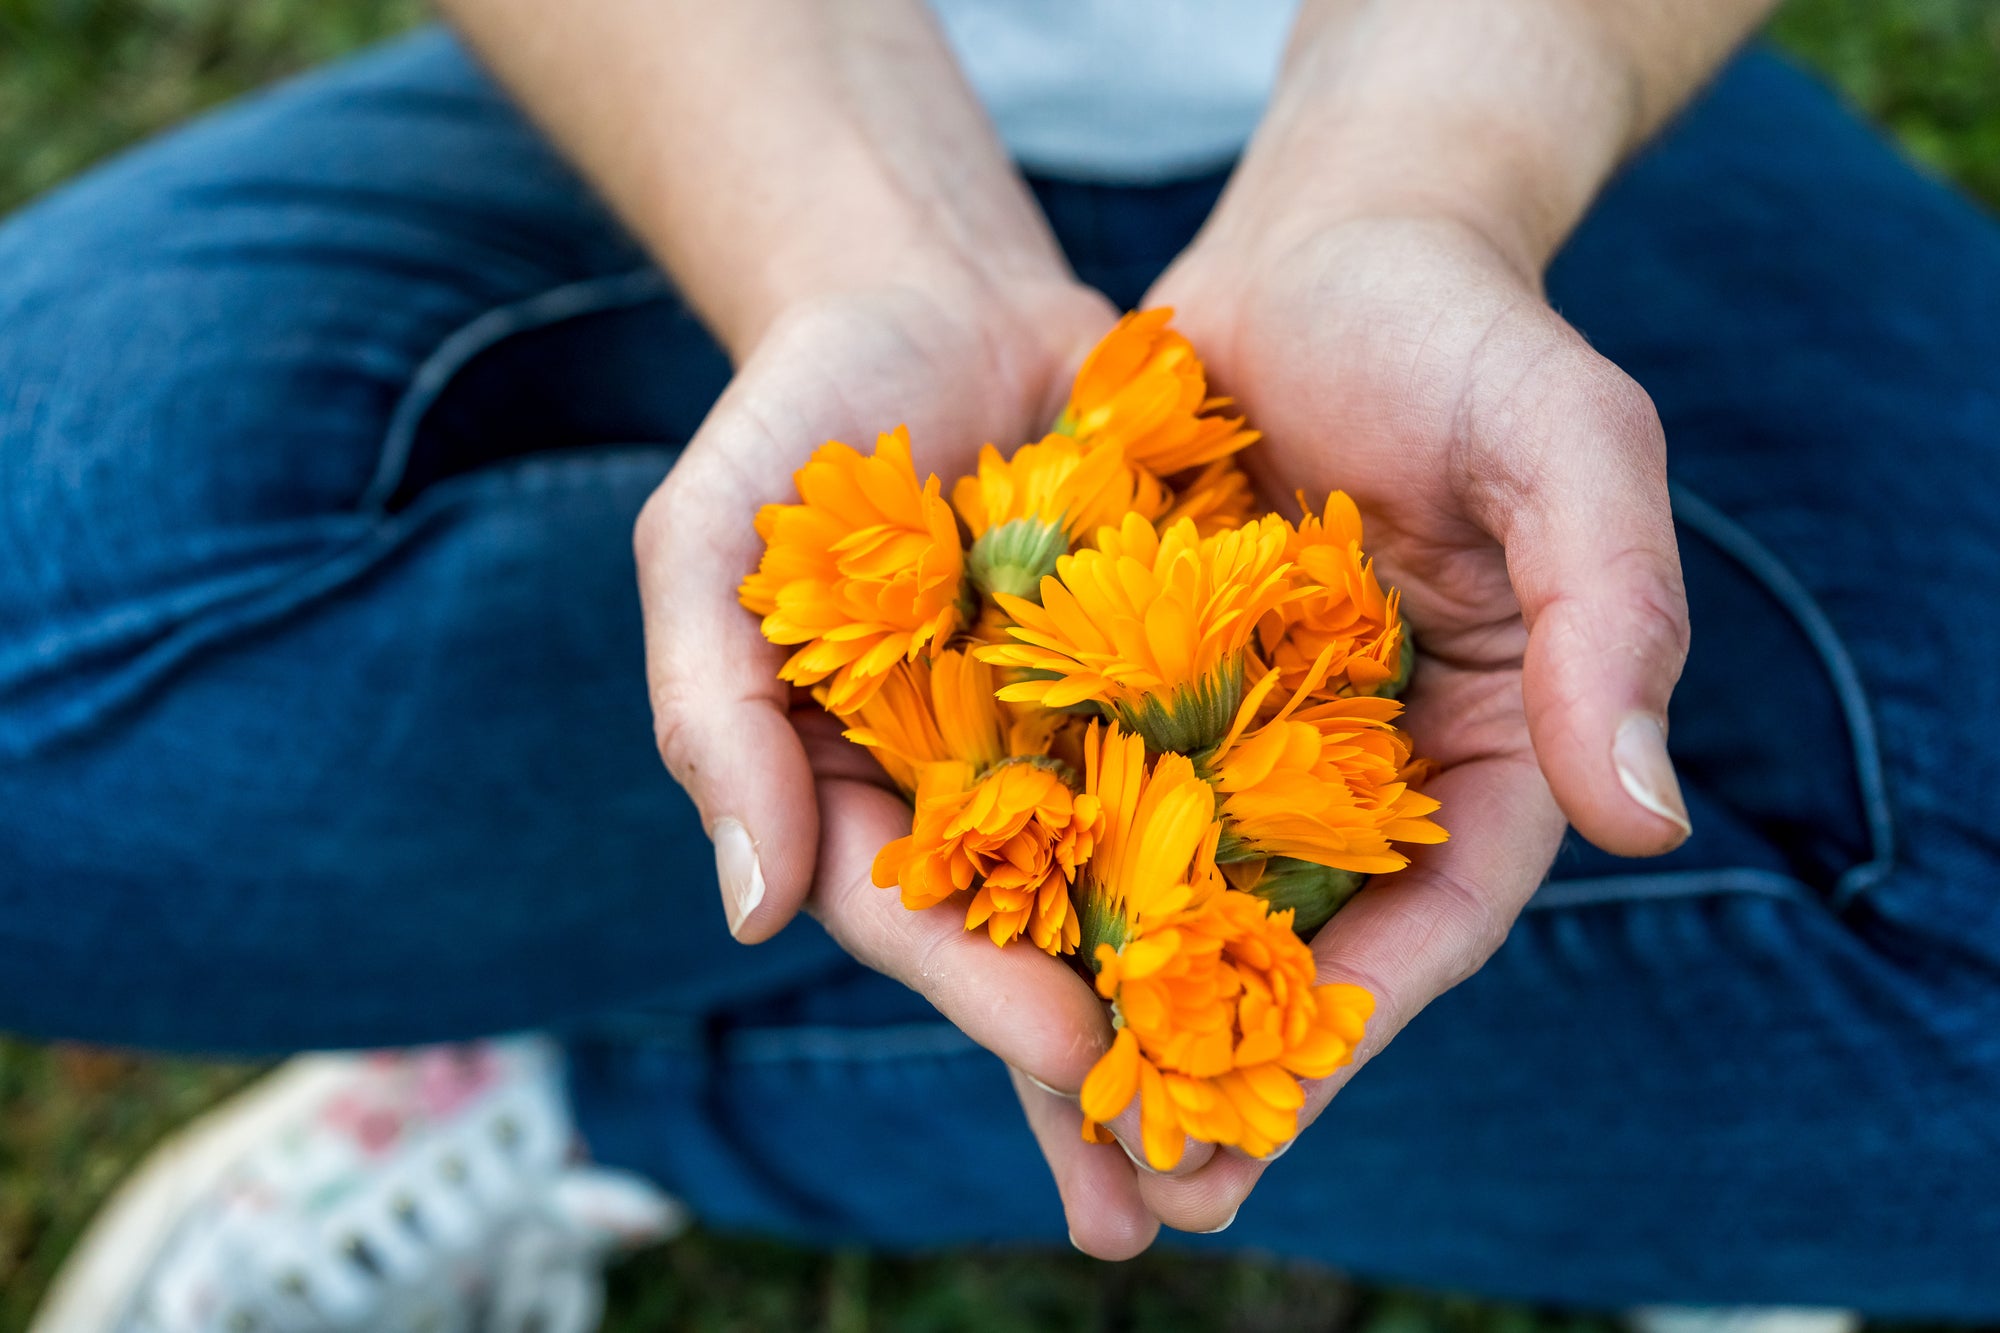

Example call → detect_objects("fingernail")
1612 714 1692 838
1259 1138 1293 1163
1197 1208 1239 1235
1022 1071 1075 1101
712 818 766 937
1069 1230 1084 1253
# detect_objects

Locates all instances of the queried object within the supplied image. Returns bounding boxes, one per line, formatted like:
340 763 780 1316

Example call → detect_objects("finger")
1095 1102 1216 1180
805 777 1117 1091
1009 1069 1160 1260
1476 335 1693 856
1136 750 1564 1231
1137 1153 1263 1235
1005 1050 1216 1181
790 704 903 788
811 773 1170 1244
636 411 819 945
1313 748 1561 1063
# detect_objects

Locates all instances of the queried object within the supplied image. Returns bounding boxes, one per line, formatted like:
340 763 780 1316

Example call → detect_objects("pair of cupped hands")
634 212 1694 1255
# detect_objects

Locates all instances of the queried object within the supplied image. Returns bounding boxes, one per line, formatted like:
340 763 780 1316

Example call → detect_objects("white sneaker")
31 1037 685 1333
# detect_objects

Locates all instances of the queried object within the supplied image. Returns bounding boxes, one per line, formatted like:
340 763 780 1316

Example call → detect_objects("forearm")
1200 0 1780 276
437 0 1071 358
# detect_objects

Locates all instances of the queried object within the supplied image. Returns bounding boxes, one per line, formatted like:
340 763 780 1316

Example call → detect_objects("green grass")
2 0 1997 216
2 2 1997 1329
0 0 426 212
1771 0 2000 209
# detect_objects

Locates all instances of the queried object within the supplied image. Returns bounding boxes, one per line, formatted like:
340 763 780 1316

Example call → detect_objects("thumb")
1492 349 1693 857
635 431 819 944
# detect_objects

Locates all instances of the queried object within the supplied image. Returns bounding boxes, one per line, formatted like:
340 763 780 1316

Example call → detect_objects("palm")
737 285 1120 852
1167 217 1561 876
1087 214 1689 1237
641 273 1165 1242
720 285 1113 504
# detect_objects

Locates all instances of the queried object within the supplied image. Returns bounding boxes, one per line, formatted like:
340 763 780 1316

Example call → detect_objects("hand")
1004 0 1766 1261
1034 212 1692 1239
638 270 1112 938
635 273 1175 1255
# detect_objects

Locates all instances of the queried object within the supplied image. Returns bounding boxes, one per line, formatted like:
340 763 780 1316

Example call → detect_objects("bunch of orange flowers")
740 309 1446 1169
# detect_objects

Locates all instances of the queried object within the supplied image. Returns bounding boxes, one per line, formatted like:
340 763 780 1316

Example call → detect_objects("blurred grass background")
2 0 1997 1328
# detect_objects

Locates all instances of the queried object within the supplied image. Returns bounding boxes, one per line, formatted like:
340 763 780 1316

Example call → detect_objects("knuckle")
816 861 880 951
1498 338 1665 464
912 912 964 996
1424 868 1513 987
632 467 693 570
651 694 702 787
1579 361 1666 457
1601 545 1692 667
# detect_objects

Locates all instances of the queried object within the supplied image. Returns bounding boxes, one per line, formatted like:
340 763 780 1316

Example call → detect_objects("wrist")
1199 0 1644 280
716 191 1088 360
740 259 1114 431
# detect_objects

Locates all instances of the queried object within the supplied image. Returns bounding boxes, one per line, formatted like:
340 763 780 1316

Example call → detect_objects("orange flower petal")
1081 1027 1143 1125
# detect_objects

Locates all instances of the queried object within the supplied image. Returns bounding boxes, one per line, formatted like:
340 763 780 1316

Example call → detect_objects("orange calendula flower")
1159 458 1259 537
837 648 1032 795
953 433 1168 544
1258 492 1407 701
953 433 1169 602
1079 889 1375 1169
871 757 1100 955
1218 855 1367 936
1206 654 1448 879
859 650 1096 955
980 512 1299 753
738 425 965 713
1057 308 1258 476
1074 722 1225 952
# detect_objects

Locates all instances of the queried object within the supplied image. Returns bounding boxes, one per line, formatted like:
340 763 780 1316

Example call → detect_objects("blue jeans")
3 29 1998 1316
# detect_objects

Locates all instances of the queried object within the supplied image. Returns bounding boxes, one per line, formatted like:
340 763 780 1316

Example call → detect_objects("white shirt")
929 0 1299 182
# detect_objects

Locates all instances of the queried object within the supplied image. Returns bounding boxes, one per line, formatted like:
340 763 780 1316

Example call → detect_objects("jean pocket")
1531 481 1895 913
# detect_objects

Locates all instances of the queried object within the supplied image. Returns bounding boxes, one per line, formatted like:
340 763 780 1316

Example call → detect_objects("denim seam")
4 449 666 758
1667 481 1897 906
3 519 389 758
3 269 678 757
1525 481 1897 913
1526 868 1820 912
361 265 671 511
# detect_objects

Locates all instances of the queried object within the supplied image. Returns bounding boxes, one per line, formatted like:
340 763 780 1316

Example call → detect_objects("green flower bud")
1110 656 1246 755
1224 856 1368 937
968 517 1069 603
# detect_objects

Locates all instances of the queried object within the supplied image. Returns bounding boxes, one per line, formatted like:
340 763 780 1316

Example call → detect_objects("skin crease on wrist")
438 0 1782 1261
